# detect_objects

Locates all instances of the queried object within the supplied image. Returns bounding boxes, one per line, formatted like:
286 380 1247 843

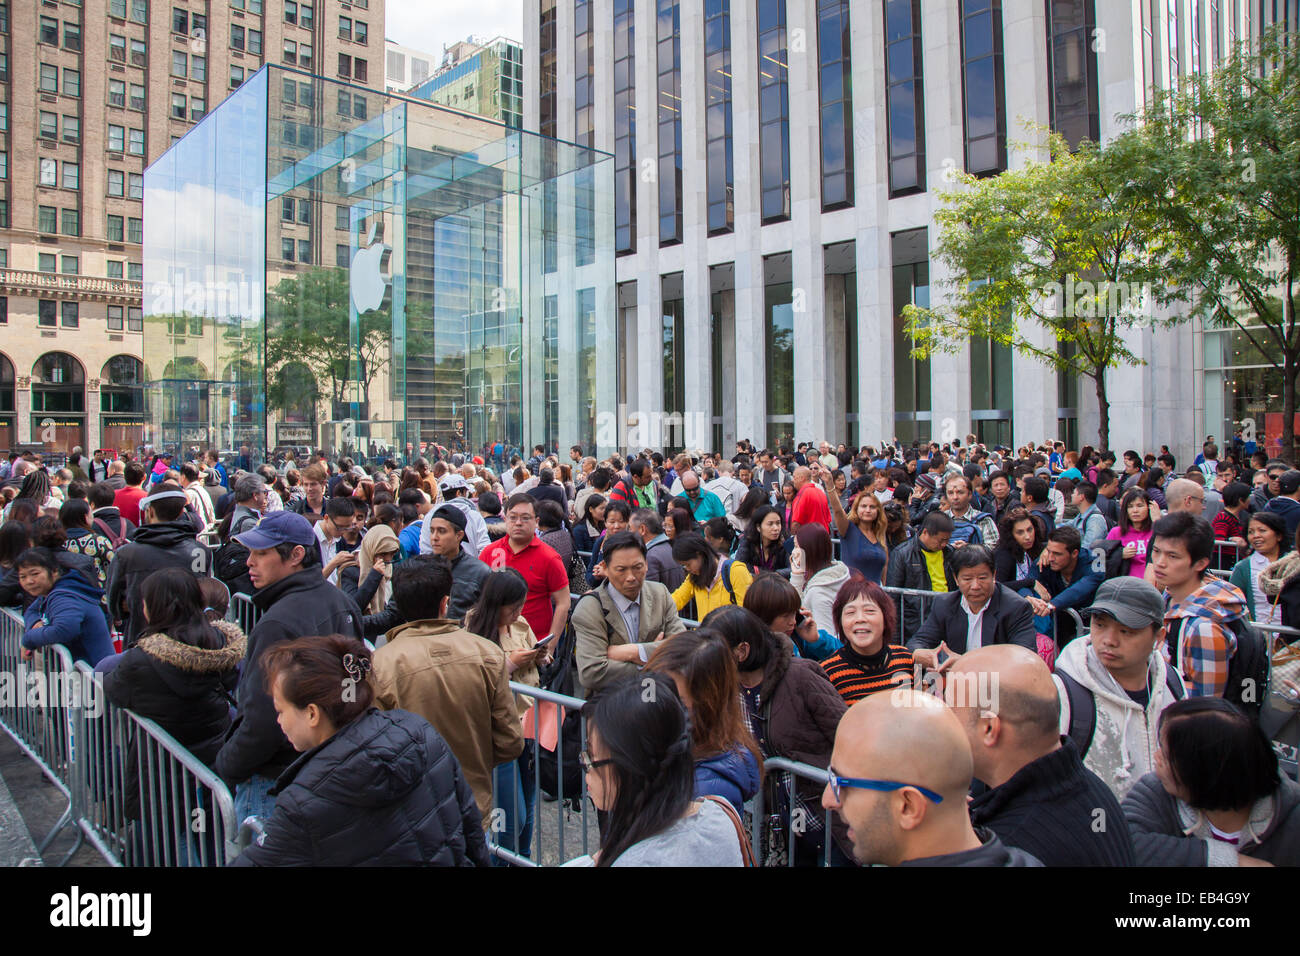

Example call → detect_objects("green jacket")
1228 556 1258 620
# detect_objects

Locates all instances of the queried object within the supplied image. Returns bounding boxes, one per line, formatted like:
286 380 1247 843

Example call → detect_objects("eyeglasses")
826 768 944 804
579 750 613 774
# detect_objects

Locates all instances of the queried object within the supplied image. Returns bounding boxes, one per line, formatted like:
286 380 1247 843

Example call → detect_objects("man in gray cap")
1051 577 1186 800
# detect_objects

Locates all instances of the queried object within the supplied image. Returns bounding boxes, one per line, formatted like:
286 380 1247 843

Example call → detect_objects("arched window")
101 355 145 413
31 352 85 410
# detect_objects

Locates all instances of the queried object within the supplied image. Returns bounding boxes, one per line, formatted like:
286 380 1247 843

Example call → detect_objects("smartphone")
936 648 950 667
533 633 556 648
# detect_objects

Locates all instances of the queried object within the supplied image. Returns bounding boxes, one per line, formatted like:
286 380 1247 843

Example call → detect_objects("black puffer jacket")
105 520 207 647
232 708 489 867
102 619 246 818
215 567 363 787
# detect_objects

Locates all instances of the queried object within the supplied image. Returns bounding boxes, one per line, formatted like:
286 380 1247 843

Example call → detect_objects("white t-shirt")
1251 551 1281 626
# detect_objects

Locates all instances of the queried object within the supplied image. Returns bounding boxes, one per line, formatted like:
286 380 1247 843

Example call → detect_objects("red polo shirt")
479 535 568 639
791 483 831 531
114 485 148 526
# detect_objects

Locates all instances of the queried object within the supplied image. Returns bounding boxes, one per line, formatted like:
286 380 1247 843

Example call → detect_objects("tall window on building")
614 0 636 254
884 0 925 195
757 0 790 223
818 0 854 210
543 294 559 447
540 0 557 138
1057 339 1079 449
661 275 685 435
540 0 558 274
764 255 794 450
576 166 595 267
1046 0 1100 149
657 0 683 245
577 287 597 447
892 229 931 443
574 0 594 148
960 0 1007 176
1166 0 1181 90
705 0 733 234
970 288 1014 448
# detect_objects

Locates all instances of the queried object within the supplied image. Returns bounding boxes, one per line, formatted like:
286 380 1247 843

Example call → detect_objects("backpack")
1169 613 1270 719
1057 660 1186 756
1088 539 1131 580
92 516 129 549
213 512 259 595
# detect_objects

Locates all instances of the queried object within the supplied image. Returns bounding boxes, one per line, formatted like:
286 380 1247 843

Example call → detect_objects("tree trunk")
1093 368 1110 451
1284 269 1297 464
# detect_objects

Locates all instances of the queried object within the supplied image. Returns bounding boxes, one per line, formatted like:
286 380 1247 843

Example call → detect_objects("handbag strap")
702 794 755 867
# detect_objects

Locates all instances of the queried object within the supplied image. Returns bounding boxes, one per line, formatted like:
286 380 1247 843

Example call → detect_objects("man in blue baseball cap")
215 510 364 823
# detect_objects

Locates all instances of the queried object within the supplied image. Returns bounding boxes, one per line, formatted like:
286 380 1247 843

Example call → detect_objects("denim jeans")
234 774 279 839
491 742 536 865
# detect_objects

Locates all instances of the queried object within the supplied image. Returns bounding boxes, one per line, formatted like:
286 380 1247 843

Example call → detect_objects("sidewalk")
0 730 106 866
0 760 41 866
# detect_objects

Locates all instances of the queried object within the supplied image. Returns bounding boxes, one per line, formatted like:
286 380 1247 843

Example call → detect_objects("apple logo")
350 222 391 314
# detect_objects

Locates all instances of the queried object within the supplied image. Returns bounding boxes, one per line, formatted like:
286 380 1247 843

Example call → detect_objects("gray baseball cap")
1083 577 1166 630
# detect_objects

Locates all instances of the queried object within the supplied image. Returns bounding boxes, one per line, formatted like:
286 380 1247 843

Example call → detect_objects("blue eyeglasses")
826 768 944 804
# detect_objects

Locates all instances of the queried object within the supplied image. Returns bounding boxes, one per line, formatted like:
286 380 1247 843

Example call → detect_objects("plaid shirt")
1164 577 1249 699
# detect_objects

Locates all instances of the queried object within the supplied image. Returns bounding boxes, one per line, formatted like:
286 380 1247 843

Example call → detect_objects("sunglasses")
826 768 944 804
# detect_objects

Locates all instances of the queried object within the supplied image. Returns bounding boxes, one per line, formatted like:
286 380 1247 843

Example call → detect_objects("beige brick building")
0 0 384 456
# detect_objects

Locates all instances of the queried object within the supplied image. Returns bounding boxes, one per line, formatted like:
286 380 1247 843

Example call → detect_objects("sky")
385 0 524 60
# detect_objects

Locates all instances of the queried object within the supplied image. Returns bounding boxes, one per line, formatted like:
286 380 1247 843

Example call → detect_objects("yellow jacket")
672 559 753 621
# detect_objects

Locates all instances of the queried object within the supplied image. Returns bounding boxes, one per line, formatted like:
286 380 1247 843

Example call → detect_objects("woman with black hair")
587 499 633 586
571 493 605 556
735 504 791 577
1106 488 1158 579
670 531 752 619
465 568 548 862
102 568 245 822
0 523 33 608
703 516 737 557
1137 465 1167 511
575 672 747 866
703 604 850 866
994 506 1044 591
729 486 770 537
1232 511 1288 625
234 634 490 866
2 469 57 522
1123 697 1300 866
664 506 696 542
16 547 114 666
60 498 115 593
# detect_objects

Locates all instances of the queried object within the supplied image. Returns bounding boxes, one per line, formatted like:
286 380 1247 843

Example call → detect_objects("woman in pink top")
1106 488 1158 578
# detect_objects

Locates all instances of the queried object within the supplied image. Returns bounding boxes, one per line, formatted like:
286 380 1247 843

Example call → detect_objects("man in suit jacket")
573 531 687 697
908 545 1038 668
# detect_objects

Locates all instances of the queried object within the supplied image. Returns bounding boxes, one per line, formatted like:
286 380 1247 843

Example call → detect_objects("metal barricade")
883 586 939 645
71 661 239 867
749 757 835 867
1211 539 1247 574
229 591 260 634
0 607 80 857
487 681 590 867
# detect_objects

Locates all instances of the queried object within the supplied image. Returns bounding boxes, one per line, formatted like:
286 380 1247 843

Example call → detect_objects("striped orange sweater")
821 645 915 704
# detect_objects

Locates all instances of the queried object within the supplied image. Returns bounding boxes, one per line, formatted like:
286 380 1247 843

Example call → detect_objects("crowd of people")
0 432 1298 867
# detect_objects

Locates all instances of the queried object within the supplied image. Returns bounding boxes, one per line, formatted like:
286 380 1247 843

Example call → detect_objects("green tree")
263 266 393 418
1124 27 1300 461
902 130 1182 449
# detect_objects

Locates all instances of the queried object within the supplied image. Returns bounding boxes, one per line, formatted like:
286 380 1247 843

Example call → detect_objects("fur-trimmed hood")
1260 551 1300 599
136 618 246 674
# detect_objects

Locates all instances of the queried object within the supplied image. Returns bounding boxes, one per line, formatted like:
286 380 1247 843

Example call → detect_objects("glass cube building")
142 66 613 467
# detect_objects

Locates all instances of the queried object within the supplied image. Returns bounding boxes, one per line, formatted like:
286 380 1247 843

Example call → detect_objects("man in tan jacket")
573 531 687 697
370 556 524 824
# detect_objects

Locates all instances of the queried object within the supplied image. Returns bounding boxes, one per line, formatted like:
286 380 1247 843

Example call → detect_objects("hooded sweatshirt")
1054 636 1183 802
22 571 115 666
793 560 852 635
1162 576 1250 699
693 748 761 814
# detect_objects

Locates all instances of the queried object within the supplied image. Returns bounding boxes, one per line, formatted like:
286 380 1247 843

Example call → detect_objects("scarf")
357 524 400 615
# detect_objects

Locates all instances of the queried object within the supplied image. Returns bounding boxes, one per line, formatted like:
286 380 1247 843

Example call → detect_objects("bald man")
946 645 1135 866
1164 477 1206 517
822 689 1042 866
790 465 831 534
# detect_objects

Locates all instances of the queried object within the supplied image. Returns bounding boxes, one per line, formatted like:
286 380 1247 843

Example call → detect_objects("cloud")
386 0 524 59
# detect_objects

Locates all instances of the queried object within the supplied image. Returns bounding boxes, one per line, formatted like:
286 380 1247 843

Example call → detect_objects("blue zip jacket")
694 747 761 813
22 571 115 666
